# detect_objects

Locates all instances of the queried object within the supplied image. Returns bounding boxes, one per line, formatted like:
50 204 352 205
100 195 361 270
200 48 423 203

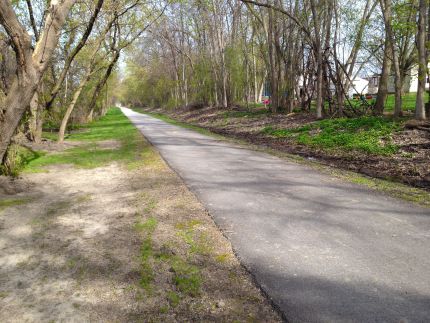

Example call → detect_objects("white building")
407 64 429 92
348 77 369 98
366 64 430 95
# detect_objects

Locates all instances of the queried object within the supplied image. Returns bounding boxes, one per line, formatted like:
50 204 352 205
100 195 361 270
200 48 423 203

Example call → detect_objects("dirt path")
0 138 280 321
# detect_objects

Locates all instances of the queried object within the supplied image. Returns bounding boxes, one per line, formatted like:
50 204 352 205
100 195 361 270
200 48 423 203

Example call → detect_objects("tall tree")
0 0 77 163
415 0 428 120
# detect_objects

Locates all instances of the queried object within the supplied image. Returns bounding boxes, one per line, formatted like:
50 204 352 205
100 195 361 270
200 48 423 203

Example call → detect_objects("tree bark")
58 69 91 143
374 37 392 115
0 0 76 163
415 0 428 120
310 0 323 119
268 3 279 113
380 0 402 117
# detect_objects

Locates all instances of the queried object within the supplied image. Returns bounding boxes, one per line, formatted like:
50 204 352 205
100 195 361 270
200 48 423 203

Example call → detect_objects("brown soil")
0 139 280 322
144 106 430 189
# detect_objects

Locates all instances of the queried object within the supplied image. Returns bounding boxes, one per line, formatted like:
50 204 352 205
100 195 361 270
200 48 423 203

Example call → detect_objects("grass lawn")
263 116 404 156
25 108 149 172
384 93 417 112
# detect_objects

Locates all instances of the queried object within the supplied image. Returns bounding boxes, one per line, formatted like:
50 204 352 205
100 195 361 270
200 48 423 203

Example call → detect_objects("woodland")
0 0 429 184
0 1 429 321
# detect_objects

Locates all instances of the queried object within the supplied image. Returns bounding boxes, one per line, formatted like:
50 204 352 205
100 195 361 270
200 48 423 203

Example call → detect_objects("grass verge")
25 108 146 172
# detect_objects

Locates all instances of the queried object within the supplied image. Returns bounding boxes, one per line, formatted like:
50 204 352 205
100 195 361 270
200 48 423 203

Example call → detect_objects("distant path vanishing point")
122 107 430 323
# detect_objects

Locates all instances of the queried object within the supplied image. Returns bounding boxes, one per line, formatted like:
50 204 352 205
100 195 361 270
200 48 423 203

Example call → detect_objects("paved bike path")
122 107 430 323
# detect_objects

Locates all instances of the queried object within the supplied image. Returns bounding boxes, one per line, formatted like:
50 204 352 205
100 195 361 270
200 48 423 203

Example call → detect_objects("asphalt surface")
122 107 430 323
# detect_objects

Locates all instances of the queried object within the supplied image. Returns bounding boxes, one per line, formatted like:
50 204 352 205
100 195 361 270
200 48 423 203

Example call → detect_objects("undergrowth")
263 116 403 156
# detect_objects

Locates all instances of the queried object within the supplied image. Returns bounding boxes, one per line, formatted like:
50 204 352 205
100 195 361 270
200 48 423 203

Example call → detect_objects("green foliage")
119 60 177 108
225 44 247 103
120 39 253 108
190 55 215 105
263 116 403 156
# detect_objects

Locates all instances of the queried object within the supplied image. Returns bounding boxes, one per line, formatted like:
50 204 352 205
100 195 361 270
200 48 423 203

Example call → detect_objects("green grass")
25 108 145 172
135 217 158 291
0 198 30 211
263 116 403 156
42 131 58 141
170 257 201 296
384 93 417 112
167 291 181 307
175 220 212 255
347 92 417 112
134 217 158 233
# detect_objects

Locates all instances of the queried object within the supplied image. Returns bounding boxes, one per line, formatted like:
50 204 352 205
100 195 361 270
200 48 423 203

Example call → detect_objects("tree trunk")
0 81 37 162
221 50 228 108
380 0 402 117
392 54 403 117
315 48 324 119
268 4 279 113
0 0 76 162
415 0 428 120
58 78 88 143
374 37 391 115
58 63 94 143
252 45 259 103
26 92 39 142
309 0 323 119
